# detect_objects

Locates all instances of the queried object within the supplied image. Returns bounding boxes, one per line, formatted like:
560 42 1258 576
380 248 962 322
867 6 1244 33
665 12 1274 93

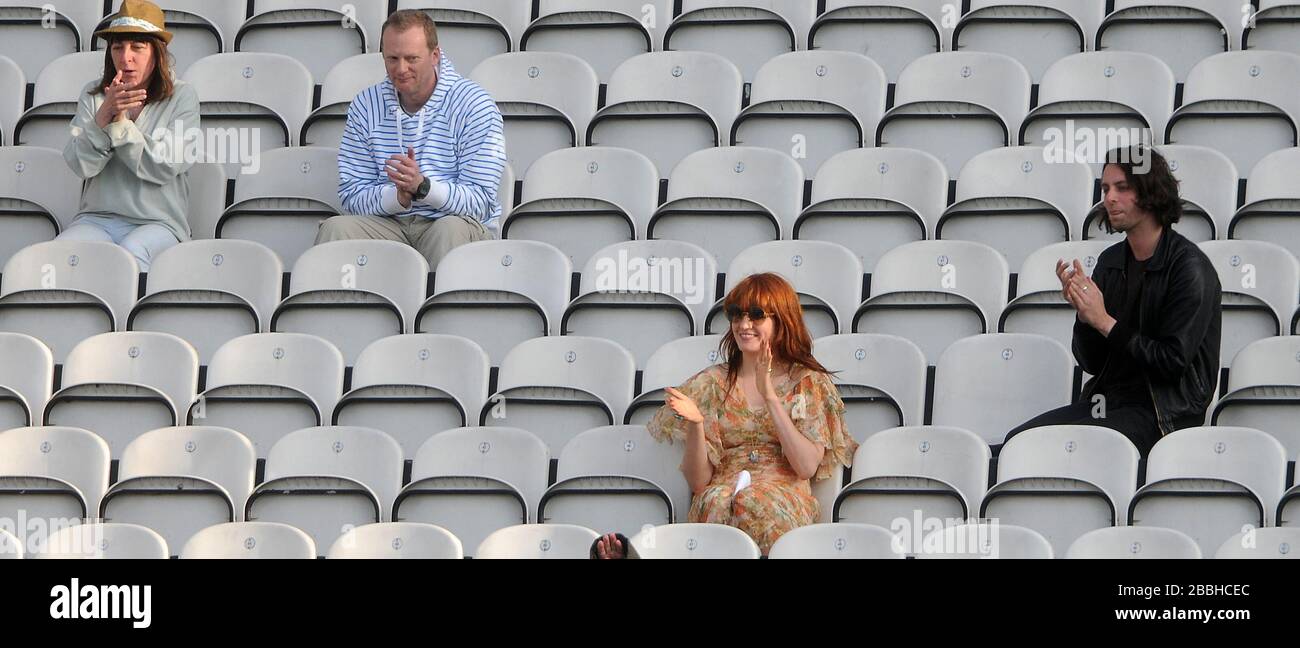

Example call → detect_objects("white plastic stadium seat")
1199 240 1300 368
810 0 952 83
44 332 199 457
853 240 1010 365
0 427 110 535
931 334 1073 445
13 52 103 149
0 333 53 430
127 240 283 365
1215 527 1300 559
0 145 90 275
914 523 1055 559
834 426 989 551
649 146 802 269
271 240 429 365
327 522 464 559
998 241 1110 351
0 241 138 364
183 52 315 172
192 333 345 457
101 426 256 557
1229 148 1300 260
180 521 316 558
1212 337 1300 458
246 426 403 555
301 53 385 147
624 334 725 425
0 55 23 146
474 523 600 559
982 425 1140 557
877 52 1032 178
1098 0 1239 82
1066 525 1201 559
943 146 1094 270
1165 52 1300 183
768 523 905 559
36 523 168 559
732 51 887 179
564 240 717 367
416 240 572 366
334 335 491 461
394 427 549 557
630 523 761 559
484 336 636 455
1130 426 1287 557
470 52 599 176
539 425 689 532
1020 52 1175 152
0 1 101 80
795 147 947 273
1244 1 1300 57
587 52 744 177
664 0 816 81
507 146 658 264
812 334 927 443
235 0 388 81
218 146 343 268
522 0 672 82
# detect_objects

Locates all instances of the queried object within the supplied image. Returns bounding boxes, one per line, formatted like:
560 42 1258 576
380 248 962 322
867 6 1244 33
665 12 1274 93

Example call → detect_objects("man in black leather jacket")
1003 146 1221 456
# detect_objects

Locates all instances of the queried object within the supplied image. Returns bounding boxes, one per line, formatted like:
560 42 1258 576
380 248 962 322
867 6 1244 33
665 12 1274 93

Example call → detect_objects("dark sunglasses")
724 305 775 322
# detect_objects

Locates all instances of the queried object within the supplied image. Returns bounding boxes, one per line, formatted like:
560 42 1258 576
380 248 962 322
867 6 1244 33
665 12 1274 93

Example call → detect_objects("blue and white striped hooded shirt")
337 53 506 234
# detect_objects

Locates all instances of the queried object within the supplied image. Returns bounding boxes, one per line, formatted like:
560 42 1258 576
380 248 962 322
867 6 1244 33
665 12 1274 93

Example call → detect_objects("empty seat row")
10 518 1298 559
5 230 1300 379
11 519 1300 558
5 422 1299 558
10 0 1300 95
6 43 1300 193
10 315 1300 463
0 423 683 556
6 140 1300 289
837 423 1300 558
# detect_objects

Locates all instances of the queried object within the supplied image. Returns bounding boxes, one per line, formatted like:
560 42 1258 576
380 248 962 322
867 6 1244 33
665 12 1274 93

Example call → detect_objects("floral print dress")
647 363 856 554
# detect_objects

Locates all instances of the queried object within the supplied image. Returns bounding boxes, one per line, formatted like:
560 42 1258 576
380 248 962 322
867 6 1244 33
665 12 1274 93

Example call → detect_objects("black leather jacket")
1075 228 1222 437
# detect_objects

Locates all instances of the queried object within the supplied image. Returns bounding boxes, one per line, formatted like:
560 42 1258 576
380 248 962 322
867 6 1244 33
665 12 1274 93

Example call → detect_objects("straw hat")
94 0 173 44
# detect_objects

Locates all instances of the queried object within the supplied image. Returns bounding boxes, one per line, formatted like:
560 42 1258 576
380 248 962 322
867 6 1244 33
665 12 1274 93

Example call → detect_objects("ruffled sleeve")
646 366 724 468
789 369 857 482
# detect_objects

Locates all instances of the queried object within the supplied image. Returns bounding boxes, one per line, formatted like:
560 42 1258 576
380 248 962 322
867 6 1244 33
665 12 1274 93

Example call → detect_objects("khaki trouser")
314 213 492 268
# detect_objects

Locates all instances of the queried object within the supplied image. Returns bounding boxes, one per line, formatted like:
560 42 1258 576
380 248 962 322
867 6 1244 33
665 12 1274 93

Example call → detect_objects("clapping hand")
664 386 703 424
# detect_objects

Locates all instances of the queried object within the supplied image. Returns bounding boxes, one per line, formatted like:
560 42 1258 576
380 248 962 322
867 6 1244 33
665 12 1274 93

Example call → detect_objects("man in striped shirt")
316 9 505 268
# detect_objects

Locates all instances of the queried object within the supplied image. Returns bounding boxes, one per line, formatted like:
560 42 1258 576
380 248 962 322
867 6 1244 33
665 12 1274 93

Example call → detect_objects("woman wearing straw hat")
61 0 199 271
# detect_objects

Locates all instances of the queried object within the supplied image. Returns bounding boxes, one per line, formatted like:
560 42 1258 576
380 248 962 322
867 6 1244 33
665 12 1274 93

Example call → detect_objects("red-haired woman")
648 273 857 554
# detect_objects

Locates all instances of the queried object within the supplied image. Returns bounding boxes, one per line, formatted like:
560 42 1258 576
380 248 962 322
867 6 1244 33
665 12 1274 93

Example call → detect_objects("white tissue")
735 470 751 494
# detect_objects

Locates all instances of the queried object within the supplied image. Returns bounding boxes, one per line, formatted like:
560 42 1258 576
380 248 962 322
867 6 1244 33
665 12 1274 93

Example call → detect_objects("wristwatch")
413 176 431 201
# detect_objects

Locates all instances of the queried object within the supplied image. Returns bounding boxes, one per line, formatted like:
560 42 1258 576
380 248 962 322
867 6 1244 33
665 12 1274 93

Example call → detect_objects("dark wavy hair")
90 33 174 104
1097 145 1182 235
719 273 832 396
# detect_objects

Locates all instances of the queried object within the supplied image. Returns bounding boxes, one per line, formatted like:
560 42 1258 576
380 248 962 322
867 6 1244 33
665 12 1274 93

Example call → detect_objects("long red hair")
719 272 832 394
